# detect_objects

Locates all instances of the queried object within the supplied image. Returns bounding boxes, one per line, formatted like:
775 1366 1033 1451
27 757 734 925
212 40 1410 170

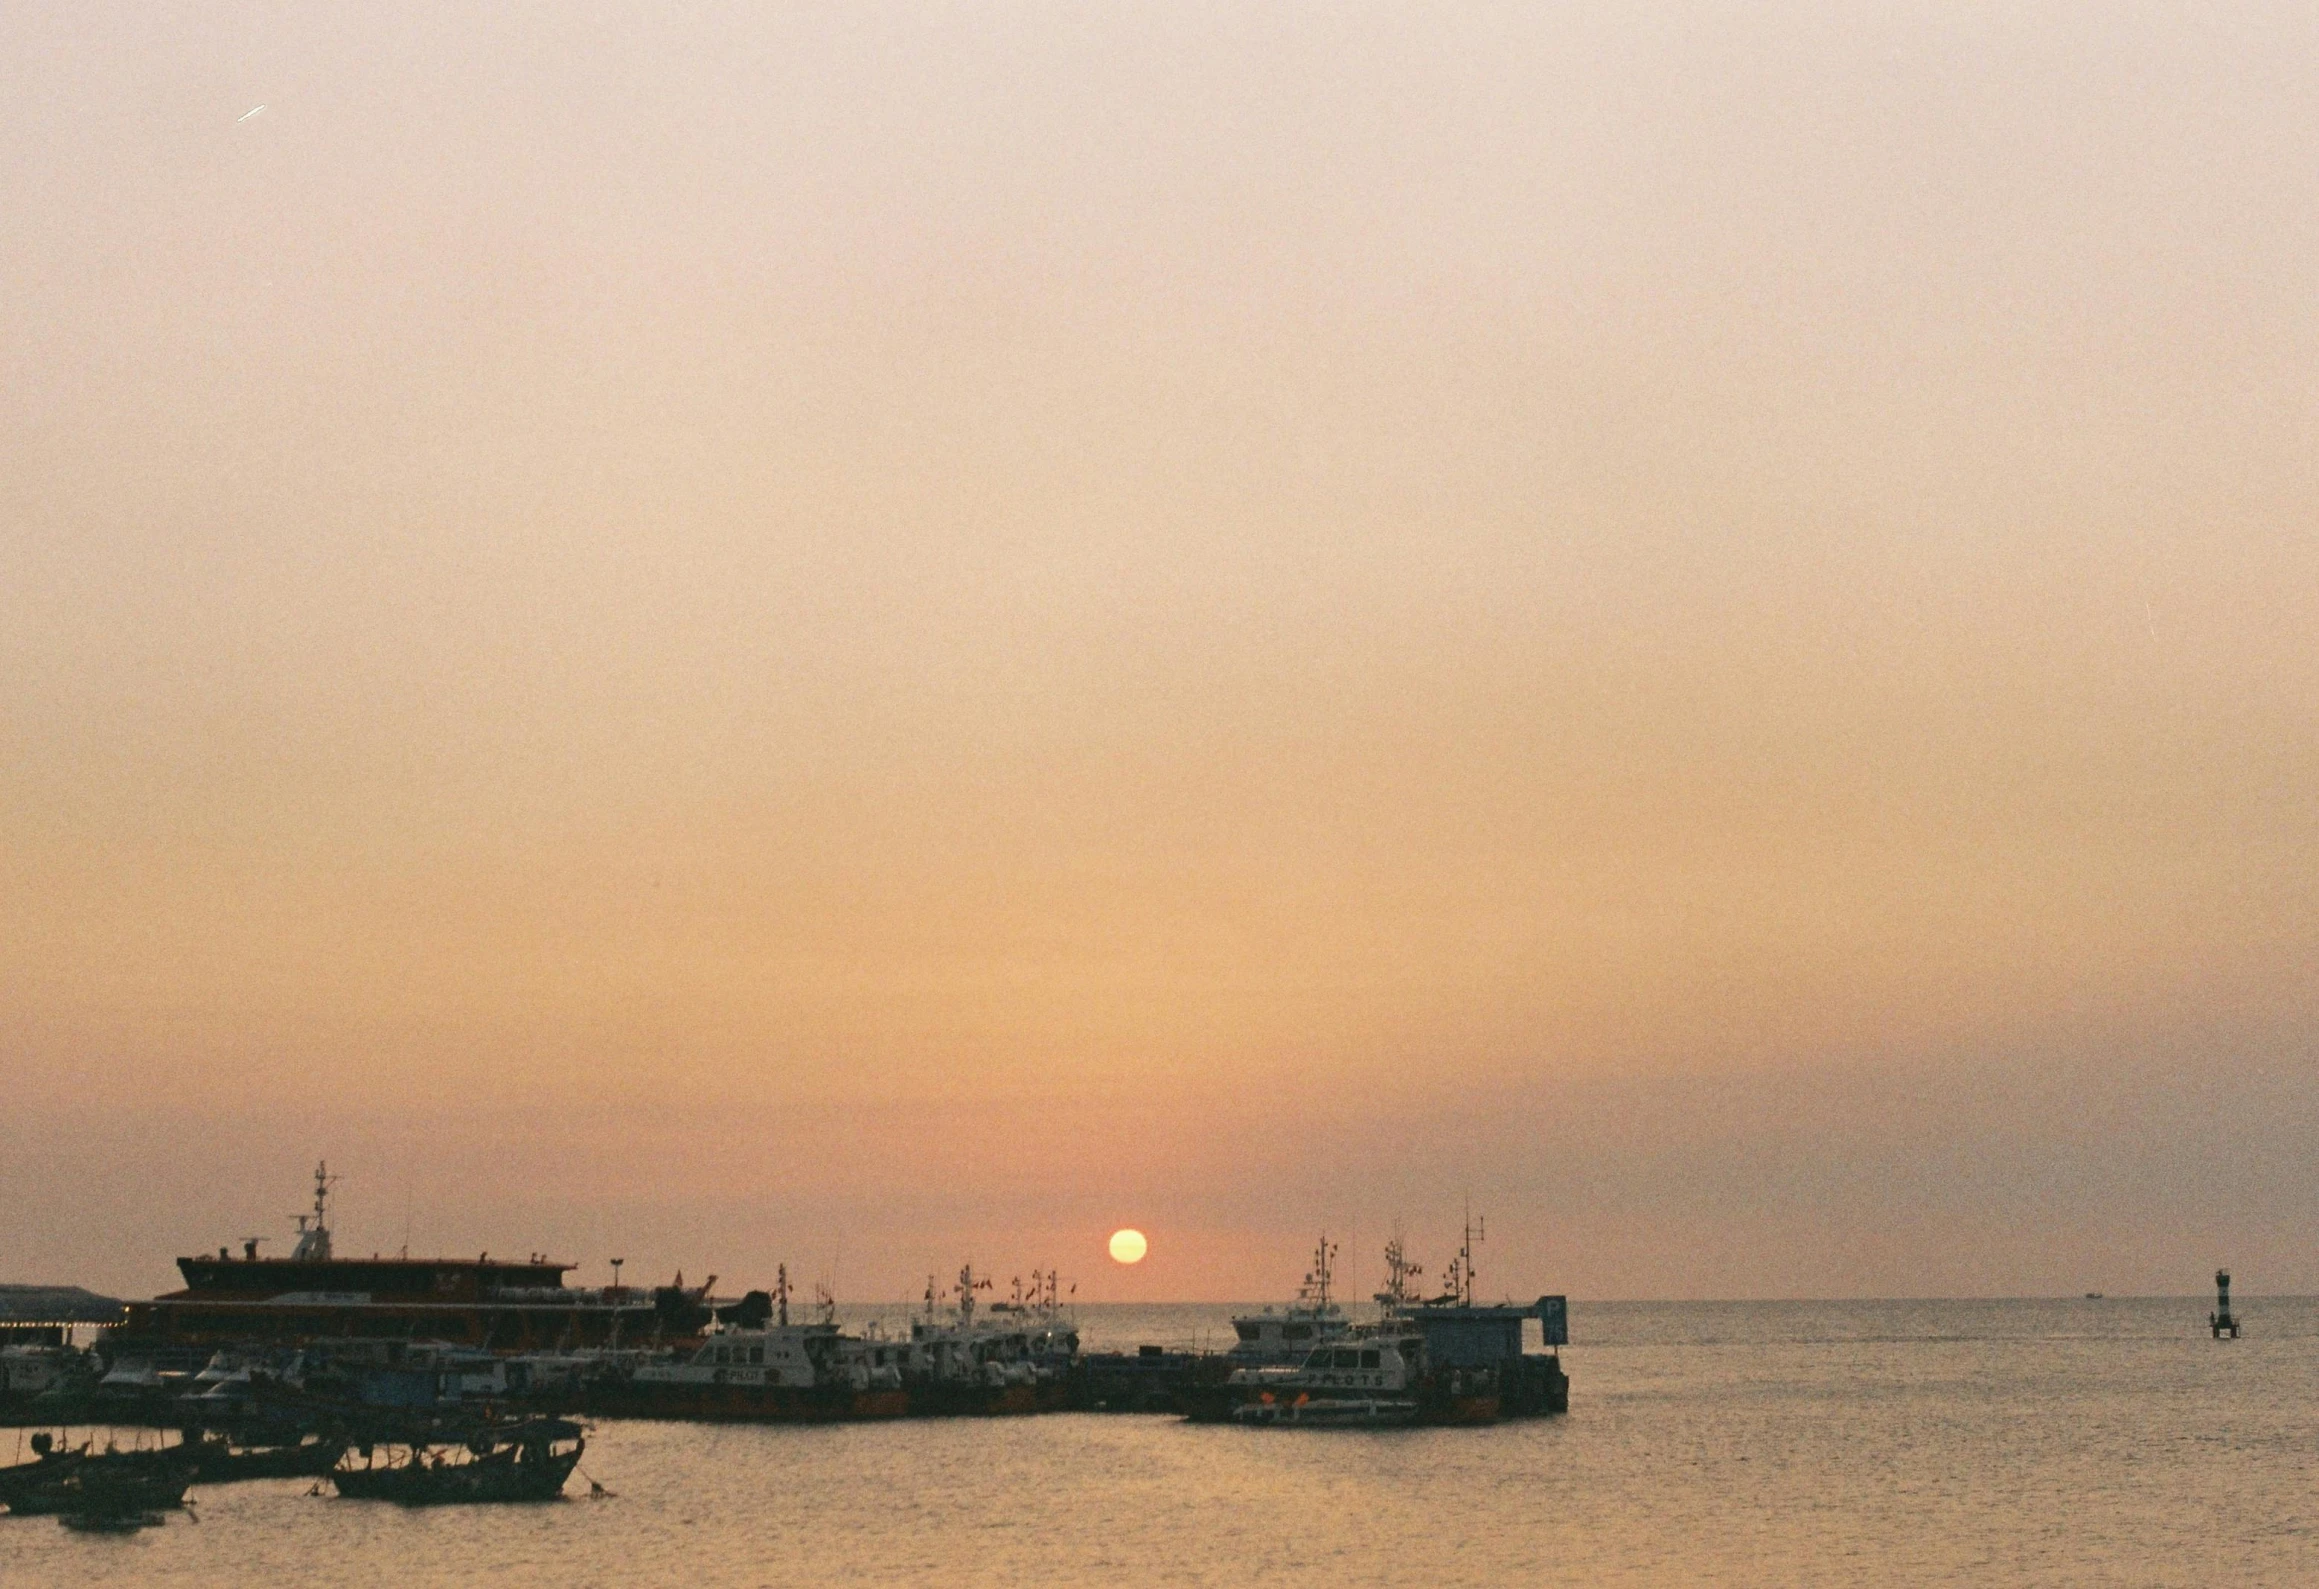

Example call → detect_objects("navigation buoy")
2209 1269 2240 1339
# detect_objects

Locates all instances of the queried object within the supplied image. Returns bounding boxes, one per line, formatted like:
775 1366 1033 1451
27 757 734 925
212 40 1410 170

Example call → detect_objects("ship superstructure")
1225 1235 1353 1366
113 1163 709 1357
1191 1215 1569 1424
903 1263 1080 1414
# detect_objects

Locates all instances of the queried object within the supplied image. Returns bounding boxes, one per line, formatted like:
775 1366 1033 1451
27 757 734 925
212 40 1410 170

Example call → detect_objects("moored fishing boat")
1193 1215 1566 1426
903 1266 1079 1416
1224 1236 1354 1367
588 1269 909 1423
0 1431 83 1512
2 1437 195 1517
330 1417 584 1504
0 1340 98 1420
182 1430 347 1483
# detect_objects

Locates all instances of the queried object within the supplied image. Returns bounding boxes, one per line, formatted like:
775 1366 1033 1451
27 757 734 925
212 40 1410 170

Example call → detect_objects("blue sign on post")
1535 1295 1569 1347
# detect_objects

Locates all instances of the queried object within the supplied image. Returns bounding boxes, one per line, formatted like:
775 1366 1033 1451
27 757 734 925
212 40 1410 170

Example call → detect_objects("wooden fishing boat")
184 1431 347 1484
3 1432 196 1516
330 1417 583 1504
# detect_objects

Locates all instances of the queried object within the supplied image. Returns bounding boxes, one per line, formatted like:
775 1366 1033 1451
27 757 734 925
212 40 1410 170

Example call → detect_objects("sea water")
4 1297 2314 1586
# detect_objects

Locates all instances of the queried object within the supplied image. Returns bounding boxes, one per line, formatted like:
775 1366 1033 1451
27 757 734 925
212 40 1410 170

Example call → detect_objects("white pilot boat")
1228 1336 1424 1427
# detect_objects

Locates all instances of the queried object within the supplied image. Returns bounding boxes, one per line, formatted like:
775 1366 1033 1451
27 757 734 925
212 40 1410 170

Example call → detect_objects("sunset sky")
4 1 2314 1303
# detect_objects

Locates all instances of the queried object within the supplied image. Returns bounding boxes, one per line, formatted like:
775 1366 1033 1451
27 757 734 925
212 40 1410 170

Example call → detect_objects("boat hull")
331 1444 581 1505
186 1437 348 1483
7 1464 193 1517
904 1379 1068 1418
1232 1396 1420 1428
587 1382 908 1423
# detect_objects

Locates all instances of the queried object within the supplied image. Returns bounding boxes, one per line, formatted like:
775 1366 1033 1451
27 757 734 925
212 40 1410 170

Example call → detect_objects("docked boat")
588 1269 909 1423
0 1431 83 1512
183 1430 347 1484
903 1266 1080 1416
47 1464 195 1522
0 1436 194 1517
1225 1236 1353 1366
1195 1217 1567 1426
1227 1335 1429 1427
0 1342 94 1417
113 1163 709 1357
330 1417 584 1504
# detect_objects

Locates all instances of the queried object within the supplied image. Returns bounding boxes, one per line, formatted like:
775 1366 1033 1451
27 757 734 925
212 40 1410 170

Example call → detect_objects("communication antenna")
1375 1225 1423 1313
288 1160 340 1261
1297 1234 1339 1314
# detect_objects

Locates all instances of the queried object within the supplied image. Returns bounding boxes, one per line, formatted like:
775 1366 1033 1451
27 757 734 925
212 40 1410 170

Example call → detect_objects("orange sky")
3 2 2314 1301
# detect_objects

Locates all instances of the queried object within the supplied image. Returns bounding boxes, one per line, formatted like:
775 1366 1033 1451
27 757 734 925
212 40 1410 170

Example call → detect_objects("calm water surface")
5 1298 2314 1586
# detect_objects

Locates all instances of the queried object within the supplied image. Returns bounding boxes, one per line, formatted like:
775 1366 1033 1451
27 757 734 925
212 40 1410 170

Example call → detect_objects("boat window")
1304 1351 1331 1370
1333 1350 1360 1368
1283 1325 1312 1340
1234 1323 1262 1341
750 1347 764 1365
1361 1350 1380 1369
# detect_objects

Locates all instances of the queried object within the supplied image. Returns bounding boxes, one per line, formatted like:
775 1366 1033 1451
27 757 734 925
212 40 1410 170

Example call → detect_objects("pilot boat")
1229 1336 1426 1427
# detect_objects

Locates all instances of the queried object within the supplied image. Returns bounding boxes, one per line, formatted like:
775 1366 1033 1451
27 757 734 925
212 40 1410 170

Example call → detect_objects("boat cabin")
1232 1337 1421 1394
636 1326 905 1391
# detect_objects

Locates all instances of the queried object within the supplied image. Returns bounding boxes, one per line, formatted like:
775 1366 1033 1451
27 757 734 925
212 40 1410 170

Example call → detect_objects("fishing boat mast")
1441 1207 1486 1307
288 1161 338 1261
1297 1234 1338 1313
1374 1233 1424 1314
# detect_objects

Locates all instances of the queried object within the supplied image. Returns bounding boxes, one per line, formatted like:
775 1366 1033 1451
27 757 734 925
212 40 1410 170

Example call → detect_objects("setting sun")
1107 1229 1148 1265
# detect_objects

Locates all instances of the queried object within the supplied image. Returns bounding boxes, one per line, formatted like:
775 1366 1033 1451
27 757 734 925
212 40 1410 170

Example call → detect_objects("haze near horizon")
3 1 2313 1304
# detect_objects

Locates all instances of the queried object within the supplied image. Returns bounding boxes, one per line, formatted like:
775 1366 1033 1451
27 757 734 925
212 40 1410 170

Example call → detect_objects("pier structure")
2209 1269 2239 1339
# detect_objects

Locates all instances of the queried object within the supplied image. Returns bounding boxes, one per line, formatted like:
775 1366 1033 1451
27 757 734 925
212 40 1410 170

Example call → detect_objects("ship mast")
1374 1232 1423 1314
1296 1233 1339 1316
289 1160 338 1262
1442 1206 1485 1307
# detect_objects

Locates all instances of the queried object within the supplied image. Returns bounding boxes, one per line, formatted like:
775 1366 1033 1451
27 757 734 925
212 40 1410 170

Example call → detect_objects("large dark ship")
112 1164 713 1356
